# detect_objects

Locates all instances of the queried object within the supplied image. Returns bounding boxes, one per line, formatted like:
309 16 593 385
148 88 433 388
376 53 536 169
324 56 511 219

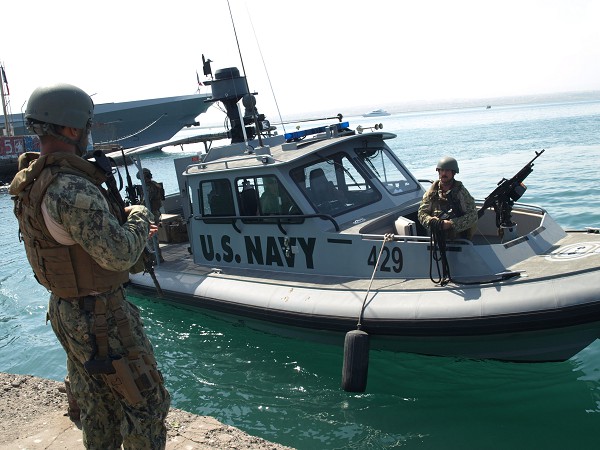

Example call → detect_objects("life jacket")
9 152 129 298
426 179 476 239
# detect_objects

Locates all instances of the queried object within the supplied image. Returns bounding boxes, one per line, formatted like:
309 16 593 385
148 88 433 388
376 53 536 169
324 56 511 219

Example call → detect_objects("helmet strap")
28 121 90 157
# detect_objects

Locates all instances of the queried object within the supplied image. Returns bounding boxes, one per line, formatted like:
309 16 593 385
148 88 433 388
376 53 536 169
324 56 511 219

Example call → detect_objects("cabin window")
291 152 380 216
235 176 302 217
200 179 235 216
355 147 419 195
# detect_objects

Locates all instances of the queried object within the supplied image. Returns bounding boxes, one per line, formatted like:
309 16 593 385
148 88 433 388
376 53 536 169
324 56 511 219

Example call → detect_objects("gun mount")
478 149 545 234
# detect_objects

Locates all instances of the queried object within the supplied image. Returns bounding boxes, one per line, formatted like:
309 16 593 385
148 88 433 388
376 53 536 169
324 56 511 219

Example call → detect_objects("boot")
63 376 81 421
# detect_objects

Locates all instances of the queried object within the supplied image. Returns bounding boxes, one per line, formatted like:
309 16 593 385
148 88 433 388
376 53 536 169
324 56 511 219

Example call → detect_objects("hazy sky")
3 0 600 123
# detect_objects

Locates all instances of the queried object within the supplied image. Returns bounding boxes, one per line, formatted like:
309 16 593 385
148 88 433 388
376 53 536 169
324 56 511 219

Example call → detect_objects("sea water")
1 99 600 449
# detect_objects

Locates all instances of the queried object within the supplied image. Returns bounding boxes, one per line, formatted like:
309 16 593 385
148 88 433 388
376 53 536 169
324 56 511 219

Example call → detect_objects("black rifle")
478 149 545 228
91 150 163 296
120 148 142 206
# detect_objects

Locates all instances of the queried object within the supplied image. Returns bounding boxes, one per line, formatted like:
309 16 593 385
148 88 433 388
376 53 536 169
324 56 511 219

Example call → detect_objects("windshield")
290 152 381 216
355 147 419 194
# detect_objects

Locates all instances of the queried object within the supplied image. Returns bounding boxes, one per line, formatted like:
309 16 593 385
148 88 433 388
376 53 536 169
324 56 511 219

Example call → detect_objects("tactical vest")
9 152 130 298
429 179 465 218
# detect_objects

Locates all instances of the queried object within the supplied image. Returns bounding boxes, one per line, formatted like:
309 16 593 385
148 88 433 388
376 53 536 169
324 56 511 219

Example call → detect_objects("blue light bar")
284 121 350 141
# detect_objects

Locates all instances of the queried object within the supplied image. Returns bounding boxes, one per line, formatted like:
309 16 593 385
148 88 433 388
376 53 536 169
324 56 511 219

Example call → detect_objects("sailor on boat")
418 156 477 239
260 176 293 215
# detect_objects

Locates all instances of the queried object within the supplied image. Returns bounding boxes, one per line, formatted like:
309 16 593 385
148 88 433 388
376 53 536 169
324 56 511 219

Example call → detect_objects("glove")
428 217 440 229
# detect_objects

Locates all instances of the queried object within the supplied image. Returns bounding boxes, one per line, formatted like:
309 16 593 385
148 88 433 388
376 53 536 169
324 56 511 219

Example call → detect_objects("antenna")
1 62 14 136
227 0 250 94
226 0 264 146
244 4 286 135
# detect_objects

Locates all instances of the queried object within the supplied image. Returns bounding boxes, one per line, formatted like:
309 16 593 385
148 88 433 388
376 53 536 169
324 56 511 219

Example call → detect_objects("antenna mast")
227 0 251 94
226 0 264 146
0 62 14 136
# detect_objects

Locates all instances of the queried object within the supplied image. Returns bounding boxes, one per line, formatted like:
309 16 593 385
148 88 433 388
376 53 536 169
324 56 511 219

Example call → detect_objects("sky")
2 0 600 125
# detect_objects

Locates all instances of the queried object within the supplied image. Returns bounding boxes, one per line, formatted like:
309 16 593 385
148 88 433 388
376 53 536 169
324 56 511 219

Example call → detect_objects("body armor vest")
10 152 129 298
429 179 465 218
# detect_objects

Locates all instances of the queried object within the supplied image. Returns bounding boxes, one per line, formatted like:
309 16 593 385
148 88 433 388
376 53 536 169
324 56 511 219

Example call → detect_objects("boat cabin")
171 123 562 281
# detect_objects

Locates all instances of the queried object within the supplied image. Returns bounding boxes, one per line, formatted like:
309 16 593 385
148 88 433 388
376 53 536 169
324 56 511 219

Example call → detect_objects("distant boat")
486 105 492 109
362 109 390 117
0 93 213 180
1 93 212 150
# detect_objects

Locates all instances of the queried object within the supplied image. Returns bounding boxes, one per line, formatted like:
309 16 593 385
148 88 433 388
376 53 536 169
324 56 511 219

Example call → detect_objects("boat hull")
0 135 40 180
130 244 600 362
91 94 211 148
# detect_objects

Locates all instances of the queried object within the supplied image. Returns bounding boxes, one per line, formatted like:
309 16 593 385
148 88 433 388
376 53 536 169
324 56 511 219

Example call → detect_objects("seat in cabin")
308 168 345 208
239 184 258 216
208 182 235 216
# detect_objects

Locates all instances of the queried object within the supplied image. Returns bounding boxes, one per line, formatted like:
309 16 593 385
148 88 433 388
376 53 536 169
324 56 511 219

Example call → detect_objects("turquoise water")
2 100 600 449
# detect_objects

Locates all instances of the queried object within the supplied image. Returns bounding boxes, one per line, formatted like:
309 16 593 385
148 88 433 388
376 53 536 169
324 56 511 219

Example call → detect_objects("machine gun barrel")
478 149 545 219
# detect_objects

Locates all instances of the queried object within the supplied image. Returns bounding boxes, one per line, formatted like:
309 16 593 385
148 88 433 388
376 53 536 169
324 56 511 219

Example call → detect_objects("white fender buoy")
341 329 370 392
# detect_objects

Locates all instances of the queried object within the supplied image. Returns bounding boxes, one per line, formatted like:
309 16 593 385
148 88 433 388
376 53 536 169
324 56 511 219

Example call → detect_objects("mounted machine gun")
478 149 545 234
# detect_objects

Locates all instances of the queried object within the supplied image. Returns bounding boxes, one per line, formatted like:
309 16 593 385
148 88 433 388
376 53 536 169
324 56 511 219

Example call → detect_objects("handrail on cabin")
193 213 340 234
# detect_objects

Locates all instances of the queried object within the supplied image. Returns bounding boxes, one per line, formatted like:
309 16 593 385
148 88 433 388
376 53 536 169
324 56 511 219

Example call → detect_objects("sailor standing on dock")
8 83 170 449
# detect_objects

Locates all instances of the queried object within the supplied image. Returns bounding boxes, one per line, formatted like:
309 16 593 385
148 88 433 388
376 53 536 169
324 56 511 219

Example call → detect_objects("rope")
94 114 166 146
427 220 520 286
356 233 394 329
428 220 452 286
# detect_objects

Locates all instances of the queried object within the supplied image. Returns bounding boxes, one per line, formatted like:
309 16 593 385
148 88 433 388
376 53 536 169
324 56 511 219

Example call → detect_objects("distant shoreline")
196 90 600 129
292 90 600 120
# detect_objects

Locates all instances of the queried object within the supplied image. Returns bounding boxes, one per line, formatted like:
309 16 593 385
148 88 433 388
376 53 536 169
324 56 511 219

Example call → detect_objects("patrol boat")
128 66 600 367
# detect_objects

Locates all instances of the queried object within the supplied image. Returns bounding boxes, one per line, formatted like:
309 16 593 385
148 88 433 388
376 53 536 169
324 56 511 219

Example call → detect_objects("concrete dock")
1 373 293 449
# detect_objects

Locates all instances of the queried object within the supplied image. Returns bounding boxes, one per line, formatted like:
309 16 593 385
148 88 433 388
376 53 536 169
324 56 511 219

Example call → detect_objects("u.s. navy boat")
127 66 600 378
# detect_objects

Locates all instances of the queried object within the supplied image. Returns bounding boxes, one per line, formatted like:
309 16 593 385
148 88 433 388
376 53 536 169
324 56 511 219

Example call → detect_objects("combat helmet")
25 83 94 156
25 83 93 130
436 156 459 173
137 168 152 180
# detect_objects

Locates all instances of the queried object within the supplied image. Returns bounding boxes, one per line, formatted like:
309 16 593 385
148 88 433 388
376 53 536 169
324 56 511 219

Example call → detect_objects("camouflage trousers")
48 286 170 450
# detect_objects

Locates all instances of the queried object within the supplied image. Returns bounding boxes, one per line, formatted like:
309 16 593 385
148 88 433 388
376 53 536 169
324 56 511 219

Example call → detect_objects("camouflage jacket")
141 180 164 217
9 152 152 297
418 179 477 236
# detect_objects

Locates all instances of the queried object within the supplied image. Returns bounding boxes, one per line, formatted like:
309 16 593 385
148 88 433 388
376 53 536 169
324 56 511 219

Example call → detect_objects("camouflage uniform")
138 176 164 225
143 178 164 262
142 179 163 225
418 179 478 239
10 154 170 450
